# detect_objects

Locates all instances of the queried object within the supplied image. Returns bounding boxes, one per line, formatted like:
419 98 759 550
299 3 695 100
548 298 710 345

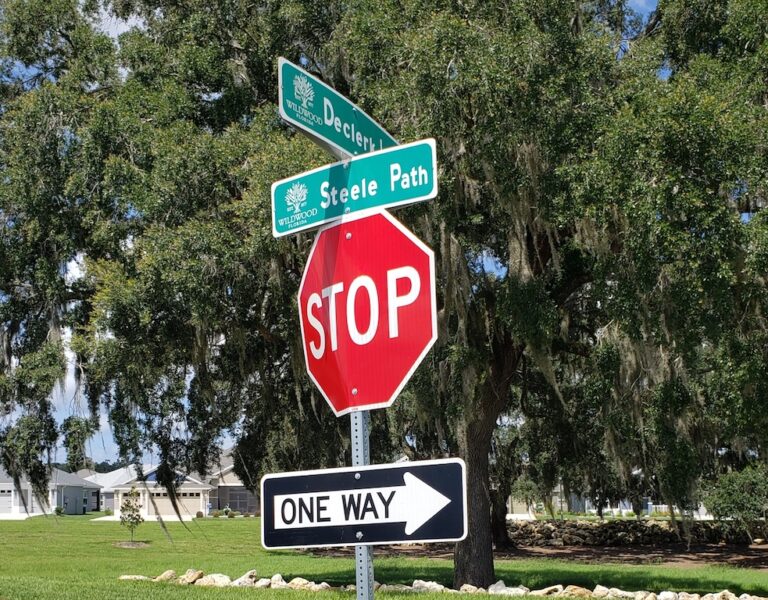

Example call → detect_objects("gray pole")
351 410 374 600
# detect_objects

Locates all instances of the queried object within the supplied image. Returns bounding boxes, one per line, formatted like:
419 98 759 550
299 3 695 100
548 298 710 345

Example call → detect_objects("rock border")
118 570 768 600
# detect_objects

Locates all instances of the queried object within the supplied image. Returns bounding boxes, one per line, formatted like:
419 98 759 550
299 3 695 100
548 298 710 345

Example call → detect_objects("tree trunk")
490 486 512 550
454 414 496 589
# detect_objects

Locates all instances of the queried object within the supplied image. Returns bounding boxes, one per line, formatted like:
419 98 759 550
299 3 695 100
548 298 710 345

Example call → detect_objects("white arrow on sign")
273 473 450 535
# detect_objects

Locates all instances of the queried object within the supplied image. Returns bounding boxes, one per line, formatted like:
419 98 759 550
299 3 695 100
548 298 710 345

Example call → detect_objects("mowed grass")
0 515 767 600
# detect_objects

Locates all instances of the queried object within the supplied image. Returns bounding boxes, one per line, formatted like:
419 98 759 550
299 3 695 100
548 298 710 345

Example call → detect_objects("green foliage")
61 416 95 473
3 0 768 586
703 466 768 540
510 476 538 508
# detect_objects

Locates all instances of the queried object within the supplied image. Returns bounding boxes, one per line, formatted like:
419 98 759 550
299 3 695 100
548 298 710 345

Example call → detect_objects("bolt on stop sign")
298 210 437 416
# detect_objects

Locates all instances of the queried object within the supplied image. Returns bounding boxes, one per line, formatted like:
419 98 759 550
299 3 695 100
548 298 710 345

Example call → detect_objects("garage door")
148 491 201 516
0 488 12 512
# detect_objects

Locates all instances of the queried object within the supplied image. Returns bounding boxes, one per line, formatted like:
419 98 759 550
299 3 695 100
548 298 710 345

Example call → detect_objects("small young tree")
119 486 144 542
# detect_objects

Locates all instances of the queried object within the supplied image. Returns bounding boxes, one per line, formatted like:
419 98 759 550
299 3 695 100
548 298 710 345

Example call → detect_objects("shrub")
212 510 221 518
243 512 252 518
223 505 231 516
195 511 204 519
104 507 113 516
54 506 64 516
704 465 768 541
227 510 237 518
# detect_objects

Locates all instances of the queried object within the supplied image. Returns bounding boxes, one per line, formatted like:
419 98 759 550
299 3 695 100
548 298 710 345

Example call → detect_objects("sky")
629 0 658 15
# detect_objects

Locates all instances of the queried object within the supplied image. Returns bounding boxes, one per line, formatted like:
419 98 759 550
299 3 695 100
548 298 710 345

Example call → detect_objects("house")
0 467 102 518
81 466 136 512
205 449 260 515
86 465 211 520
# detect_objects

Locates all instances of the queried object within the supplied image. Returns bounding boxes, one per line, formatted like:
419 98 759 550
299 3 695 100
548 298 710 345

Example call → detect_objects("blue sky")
629 0 658 16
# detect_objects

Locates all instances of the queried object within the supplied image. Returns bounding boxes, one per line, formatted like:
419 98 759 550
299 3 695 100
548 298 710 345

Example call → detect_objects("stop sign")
298 210 437 416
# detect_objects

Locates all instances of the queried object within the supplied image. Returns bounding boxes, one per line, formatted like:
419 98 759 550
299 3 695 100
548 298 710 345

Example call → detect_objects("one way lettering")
342 490 396 520
273 473 450 535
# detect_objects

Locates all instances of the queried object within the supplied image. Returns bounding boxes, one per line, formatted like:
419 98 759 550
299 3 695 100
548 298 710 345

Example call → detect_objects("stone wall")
507 519 766 546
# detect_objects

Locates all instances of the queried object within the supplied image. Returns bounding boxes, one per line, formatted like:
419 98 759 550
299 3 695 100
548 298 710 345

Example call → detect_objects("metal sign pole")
351 410 374 600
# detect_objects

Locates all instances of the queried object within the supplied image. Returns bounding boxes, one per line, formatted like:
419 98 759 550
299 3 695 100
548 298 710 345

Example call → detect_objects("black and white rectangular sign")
261 458 467 549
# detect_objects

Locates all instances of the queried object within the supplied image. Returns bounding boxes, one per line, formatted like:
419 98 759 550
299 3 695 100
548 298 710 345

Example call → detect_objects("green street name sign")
278 57 398 159
271 138 437 237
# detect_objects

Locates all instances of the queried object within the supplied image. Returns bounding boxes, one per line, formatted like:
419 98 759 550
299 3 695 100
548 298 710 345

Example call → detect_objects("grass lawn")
0 514 766 600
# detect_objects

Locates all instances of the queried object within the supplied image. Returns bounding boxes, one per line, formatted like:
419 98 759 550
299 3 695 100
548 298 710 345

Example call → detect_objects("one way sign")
261 458 467 549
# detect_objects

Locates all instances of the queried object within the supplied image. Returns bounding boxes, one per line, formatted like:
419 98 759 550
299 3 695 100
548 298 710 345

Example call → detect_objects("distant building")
0 467 101 518
85 465 210 520
204 449 259 515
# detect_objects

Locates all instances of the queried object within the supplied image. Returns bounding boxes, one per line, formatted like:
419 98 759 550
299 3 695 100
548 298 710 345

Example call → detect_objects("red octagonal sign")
298 210 437 416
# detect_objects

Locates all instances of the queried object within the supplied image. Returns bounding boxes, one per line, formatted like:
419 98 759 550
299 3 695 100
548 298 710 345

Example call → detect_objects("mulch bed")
309 543 768 569
114 541 151 549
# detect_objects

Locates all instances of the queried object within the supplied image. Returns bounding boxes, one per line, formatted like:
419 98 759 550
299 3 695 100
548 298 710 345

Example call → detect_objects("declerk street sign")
271 138 437 238
298 210 437 417
261 459 467 549
278 57 398 159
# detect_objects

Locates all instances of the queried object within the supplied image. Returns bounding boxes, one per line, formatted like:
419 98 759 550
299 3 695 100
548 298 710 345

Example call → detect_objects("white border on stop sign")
297 207 438 417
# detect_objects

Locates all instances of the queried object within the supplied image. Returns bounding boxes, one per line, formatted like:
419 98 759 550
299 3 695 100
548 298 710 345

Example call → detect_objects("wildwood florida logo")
278 182 318 229
286 74 322 127
285 183 308 213
293 75 314 108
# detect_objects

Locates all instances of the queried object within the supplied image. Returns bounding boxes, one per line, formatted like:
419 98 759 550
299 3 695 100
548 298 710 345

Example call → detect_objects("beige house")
206 450 259 515
88 465 210 521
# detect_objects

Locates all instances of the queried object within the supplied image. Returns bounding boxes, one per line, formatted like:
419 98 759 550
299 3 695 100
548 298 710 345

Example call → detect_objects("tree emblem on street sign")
293 74 314 108
285 182 308 213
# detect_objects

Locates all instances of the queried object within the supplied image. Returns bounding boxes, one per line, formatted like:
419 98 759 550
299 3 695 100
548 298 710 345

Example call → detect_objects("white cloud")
64 253 85 286
93 8 144 41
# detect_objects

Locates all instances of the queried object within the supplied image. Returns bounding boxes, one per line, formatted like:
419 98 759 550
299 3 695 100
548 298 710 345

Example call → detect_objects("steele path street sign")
271 138 437 238
261 458 467 549
298 210 437 417
278 57 398 159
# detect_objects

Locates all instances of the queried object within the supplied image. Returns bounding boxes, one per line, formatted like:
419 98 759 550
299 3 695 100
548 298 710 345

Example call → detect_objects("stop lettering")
298 210 437 416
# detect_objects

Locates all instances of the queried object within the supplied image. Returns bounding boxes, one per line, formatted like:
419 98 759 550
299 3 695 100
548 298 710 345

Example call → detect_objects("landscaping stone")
118 567 768 600
195 573 232 587
488 581 528 596
178 569 204 585
594 585 611 598
379 584 413 593
289 577 312 589
560 585 593 598
231 569 259 587
507 519 761 547
531 585 564 596
271 573 290 589
413 580 447 593
310 582 333 592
